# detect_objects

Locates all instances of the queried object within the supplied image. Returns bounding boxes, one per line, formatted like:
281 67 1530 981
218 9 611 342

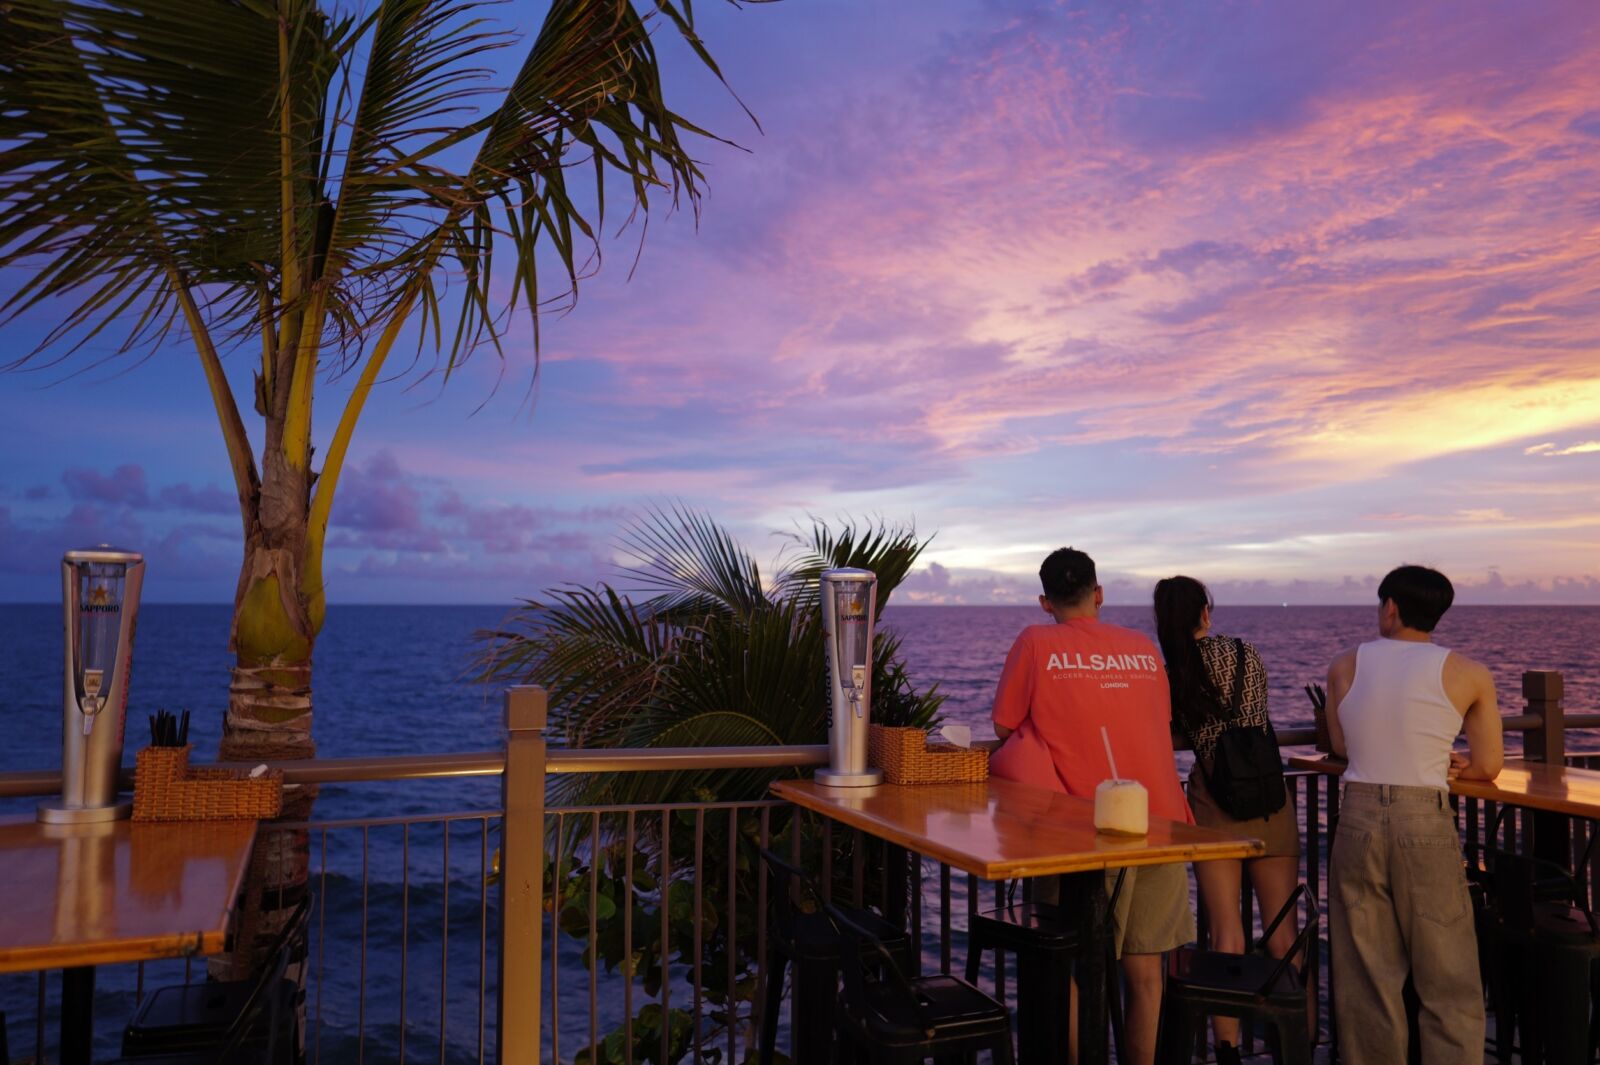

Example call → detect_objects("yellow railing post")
499 685 547 1063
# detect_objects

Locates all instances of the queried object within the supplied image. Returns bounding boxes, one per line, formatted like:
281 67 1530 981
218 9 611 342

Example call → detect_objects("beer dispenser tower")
39 547 145 823
815 568 884 788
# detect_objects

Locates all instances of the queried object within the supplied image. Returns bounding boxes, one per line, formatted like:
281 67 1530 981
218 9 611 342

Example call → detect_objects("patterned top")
1183 635 1272 767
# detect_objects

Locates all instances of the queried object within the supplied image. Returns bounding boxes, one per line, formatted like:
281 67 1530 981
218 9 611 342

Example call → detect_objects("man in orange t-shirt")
991 547 1193 1065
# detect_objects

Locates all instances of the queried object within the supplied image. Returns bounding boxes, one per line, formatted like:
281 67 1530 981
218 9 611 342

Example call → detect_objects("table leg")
1062 871 1111 1065
60 966 94 1065
1014 940 1068 1065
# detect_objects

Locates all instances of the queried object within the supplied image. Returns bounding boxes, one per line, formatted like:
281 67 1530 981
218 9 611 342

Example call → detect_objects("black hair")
1377 565 1454 632
1153 575 1221 731
1039 547 1097 606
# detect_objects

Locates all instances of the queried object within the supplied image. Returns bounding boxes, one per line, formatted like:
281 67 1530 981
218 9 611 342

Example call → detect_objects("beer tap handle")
80 669 105 736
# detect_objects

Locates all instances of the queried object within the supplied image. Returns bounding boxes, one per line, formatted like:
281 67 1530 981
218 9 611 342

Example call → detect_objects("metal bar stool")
114 896 311 1064
1488 847 1600 1065
1158 884 1320 1065
828 900 1015 1065
758 847 912 1065
965 872 1128 1064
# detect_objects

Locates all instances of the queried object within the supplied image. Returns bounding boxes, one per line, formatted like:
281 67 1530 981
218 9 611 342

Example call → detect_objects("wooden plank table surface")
0 814 257 974
771 776 1264 879
1289 755 1600 819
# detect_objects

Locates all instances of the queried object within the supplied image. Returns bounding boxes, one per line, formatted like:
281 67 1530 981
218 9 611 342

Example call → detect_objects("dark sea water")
2 602 1597 1061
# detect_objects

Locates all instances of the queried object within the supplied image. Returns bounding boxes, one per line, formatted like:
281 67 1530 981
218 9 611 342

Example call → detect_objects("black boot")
1215 1041 1243 1065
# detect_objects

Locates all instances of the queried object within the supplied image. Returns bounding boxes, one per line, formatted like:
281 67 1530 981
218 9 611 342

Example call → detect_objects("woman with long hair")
1154 576 1301 1065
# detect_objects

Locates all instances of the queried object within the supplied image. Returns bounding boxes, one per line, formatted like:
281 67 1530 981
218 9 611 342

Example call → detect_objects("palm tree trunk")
211 446 320 981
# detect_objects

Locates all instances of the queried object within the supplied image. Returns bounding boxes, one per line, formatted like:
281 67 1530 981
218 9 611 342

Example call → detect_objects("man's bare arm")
1325 650 1356 758
1456 659 1503 781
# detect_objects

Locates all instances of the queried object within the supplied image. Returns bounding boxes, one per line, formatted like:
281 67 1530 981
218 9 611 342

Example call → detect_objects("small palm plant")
477 505 942 1063
479 503 943 805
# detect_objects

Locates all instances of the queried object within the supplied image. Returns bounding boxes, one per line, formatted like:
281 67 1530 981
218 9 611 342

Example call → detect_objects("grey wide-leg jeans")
1330 782 1484 1065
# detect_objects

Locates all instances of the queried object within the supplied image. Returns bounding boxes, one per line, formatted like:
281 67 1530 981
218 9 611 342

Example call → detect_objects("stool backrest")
216 894 313 1062
758 847 823 940
822 900 935 1038
1257 884 1320 995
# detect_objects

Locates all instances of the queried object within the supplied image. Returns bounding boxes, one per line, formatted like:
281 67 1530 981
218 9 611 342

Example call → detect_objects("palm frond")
775 517 931 618
0 0 346 355
615 502 769 619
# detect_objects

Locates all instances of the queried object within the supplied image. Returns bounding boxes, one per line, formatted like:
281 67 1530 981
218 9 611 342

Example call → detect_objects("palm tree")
1 0 759 970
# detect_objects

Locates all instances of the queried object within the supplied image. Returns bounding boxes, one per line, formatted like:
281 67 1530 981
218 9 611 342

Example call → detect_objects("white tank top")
1341 639 1462 790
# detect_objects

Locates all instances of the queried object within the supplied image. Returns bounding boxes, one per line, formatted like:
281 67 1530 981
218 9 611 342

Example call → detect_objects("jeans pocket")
1332 825 1373 914
1400 836 1469 927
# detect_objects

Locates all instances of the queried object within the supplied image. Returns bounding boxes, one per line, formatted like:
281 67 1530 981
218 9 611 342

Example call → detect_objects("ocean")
2 602 1597 1061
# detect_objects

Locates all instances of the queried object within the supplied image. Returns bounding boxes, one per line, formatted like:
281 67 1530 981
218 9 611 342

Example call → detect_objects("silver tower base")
813 767 883 788
37 798 132 824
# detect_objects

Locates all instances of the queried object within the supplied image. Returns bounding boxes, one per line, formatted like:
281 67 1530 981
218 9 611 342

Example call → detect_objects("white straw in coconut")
1101 726 1120 781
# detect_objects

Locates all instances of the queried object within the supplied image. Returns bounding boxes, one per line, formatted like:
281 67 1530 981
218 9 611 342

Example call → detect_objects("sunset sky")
2 0 1598 604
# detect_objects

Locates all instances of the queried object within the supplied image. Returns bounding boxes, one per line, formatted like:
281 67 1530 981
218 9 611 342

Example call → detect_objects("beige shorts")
1036 863 1196 958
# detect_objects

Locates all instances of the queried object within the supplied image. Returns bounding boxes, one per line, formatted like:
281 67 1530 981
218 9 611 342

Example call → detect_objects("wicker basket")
133 744 282 822
869 725 989 786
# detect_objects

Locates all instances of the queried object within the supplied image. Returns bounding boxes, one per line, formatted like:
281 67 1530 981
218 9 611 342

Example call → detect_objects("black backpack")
1204 639 1288 821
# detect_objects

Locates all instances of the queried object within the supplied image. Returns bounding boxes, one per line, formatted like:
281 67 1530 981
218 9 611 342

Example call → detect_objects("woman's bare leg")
1194 858 1246 1048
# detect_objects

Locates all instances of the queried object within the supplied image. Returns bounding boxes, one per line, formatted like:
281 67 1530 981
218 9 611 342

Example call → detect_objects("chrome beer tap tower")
815 568 884 788
38 547 145 824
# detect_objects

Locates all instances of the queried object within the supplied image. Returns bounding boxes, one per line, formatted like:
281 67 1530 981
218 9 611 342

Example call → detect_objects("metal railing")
0 669 1592 1064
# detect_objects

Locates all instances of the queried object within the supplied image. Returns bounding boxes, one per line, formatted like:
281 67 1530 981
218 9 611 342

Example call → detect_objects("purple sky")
3 0 1599 605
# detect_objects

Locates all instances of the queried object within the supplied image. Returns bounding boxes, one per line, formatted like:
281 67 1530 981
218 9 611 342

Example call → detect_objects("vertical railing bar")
878 834 888 913
693 807 705 1065
624 810 635 1065
136 960 145 1004
589 811 601 1061
1305 773 1321 1044
939 863 952 975
359 824 369 1065
185 955 192 985
1327 776 1340 1056
966 872 978 986
789 811 800 1055
35 969 45 1064
995 877 1006 1004
852 827 865 907
551 813 562 1065
911 853 923 963
401 823 410 1064
478 816 488 1065
317 827 327 1065
439 822 450 1065
662 808 673 1065
755 806 771 1061
821 818 833 903
728 806 739 1065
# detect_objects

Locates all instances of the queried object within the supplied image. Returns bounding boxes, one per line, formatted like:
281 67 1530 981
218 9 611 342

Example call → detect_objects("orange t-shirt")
991 618 1193 825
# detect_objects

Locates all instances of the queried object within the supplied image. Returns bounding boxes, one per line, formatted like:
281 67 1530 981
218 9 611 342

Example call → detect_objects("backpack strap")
1228 638 1248 717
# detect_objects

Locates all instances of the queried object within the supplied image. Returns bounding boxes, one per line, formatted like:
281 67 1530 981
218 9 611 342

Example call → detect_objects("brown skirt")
1187 770 1302 859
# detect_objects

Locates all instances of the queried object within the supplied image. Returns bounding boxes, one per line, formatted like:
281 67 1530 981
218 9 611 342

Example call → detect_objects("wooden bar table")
0 815 258 1065
773 776 1264 1065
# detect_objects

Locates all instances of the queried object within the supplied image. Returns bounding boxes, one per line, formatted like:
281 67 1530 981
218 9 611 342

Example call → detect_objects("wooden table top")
772 777 1265 881
0 816 257 974
1288 756 1600 819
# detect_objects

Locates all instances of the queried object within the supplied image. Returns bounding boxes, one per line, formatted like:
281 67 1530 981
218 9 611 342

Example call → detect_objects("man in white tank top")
1324 565 1502 1064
